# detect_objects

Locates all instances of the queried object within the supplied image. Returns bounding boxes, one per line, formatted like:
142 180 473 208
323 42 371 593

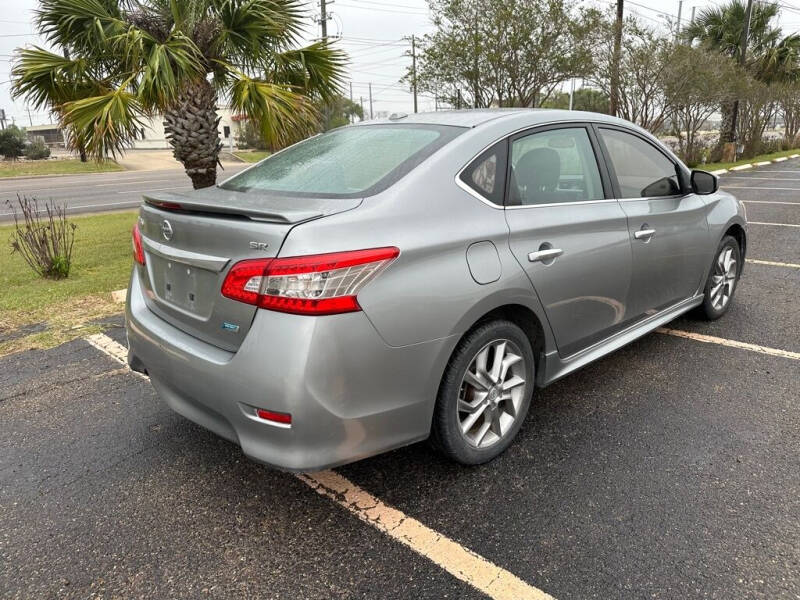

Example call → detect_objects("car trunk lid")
135 188 361 351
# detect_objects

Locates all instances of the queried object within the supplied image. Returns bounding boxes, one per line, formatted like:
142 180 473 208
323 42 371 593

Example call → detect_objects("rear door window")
509 127 604 206
598 128 682 198
221 124 465 198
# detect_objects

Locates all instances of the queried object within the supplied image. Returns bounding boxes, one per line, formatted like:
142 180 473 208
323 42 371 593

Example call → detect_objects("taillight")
132 223 145 265
221 247 399 316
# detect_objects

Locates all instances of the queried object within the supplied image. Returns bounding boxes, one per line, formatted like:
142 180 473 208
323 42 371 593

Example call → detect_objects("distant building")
25 124 66 148
21 107 243 151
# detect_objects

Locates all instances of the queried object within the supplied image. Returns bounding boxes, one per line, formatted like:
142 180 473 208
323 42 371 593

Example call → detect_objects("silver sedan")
126 109 746 470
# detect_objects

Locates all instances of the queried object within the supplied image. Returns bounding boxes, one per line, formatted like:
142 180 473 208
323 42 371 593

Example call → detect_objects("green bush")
24 139 51 160
0 125 26 160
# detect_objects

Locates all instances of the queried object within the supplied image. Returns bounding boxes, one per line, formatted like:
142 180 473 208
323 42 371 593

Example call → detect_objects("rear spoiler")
142 190 360 224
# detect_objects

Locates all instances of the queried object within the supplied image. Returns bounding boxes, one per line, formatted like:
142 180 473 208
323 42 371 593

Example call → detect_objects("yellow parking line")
84 332 555 600
298 470 555 600
746 258 800 268
656 328 800 360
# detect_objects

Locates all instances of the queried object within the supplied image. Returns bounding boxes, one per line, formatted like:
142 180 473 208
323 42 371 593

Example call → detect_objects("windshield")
221 124 465 198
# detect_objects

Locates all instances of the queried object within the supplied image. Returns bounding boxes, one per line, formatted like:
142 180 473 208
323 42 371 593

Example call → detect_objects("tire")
431 319 535 465
697 235 741 320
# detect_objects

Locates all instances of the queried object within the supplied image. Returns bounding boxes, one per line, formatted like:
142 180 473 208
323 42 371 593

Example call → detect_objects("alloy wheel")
710 246 737 310
457 339 527 449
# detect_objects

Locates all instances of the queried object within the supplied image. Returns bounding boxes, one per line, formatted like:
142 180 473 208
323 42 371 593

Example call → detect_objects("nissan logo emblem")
161 220 174 241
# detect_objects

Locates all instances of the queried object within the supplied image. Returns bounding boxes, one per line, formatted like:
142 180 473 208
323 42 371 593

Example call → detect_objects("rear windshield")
220 124 465 198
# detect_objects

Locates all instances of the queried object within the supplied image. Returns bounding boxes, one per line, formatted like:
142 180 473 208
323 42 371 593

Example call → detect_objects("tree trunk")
711 100 737 161
163 79 223 190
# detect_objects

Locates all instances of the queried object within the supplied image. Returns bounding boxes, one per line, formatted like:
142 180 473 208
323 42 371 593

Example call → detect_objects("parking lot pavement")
340 333 800 599
0 340 482 600
670 264 800 353
1 160 798 599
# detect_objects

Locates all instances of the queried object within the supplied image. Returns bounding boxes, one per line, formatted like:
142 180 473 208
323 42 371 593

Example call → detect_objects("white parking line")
656 328 800 360
84 332 555 600
748 221 800 228
722 186 800 191
746 258 800 268
722 176 800 180
299 470 554 600
740 200 800 205
85 334 132 367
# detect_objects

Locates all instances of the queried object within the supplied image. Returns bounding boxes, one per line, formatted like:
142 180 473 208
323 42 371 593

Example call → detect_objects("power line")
336 2 428 16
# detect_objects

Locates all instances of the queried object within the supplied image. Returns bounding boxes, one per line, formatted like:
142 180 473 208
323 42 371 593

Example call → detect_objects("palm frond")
121 29 206 106
271 42 347 102
61 83 147 158
228 71 318 147
36 0 127 57
211 0 304 67
11 47 102 109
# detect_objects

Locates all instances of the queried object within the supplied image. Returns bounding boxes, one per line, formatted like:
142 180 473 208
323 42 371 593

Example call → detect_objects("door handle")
634 228 656 241
528 248 563 263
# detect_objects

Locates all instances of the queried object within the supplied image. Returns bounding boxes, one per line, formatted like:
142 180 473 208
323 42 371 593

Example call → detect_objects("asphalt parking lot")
1 161 799 599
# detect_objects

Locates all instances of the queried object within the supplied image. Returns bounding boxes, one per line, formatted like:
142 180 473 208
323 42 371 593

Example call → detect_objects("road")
0 164 249 222
1 161 798 599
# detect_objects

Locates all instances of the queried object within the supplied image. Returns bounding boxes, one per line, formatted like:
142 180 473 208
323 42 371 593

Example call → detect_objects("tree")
0 125 26 160
777 82 800 145
407 0 599 109
591 15 674 133
12 0 346 189
665 45 743 165
540 88 610 113
683 0 800 149
320 95 363 131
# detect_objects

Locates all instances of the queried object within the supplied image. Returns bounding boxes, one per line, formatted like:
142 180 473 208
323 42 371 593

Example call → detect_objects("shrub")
24 139 51 160
6 195 77 279
0 125 26 160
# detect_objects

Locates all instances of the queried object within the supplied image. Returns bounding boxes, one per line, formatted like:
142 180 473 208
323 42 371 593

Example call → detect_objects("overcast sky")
2 0 800 126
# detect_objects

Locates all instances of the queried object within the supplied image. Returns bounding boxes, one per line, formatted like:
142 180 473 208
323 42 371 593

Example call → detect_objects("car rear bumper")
125 268 454 471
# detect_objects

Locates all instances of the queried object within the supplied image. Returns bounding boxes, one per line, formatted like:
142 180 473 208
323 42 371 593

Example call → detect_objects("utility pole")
728 0 754 148
569 78 575 110
319 0 328 40
349 82 353 123
675 0 683 41
26 107 33 126
368 82 373 120
360 96 364 121
411 35 418 113
609 0 623 117
0 109 6 130
691 6 696 25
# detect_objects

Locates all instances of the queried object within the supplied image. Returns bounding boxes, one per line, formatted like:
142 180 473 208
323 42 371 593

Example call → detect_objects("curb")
709 152 800 177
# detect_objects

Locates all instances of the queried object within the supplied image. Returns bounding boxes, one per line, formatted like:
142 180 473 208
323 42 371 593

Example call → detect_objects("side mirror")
691 170 719 195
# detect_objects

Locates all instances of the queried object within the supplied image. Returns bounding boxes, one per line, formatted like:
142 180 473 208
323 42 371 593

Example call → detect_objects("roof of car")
357 108 629 129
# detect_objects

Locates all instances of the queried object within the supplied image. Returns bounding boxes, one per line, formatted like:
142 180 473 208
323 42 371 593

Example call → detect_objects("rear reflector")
221 247 399 316
256 408 292 425
132 223 145 265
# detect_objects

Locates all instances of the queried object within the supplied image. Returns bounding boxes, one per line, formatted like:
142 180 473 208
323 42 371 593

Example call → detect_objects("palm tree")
682 0 799 147
11 0 346 188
